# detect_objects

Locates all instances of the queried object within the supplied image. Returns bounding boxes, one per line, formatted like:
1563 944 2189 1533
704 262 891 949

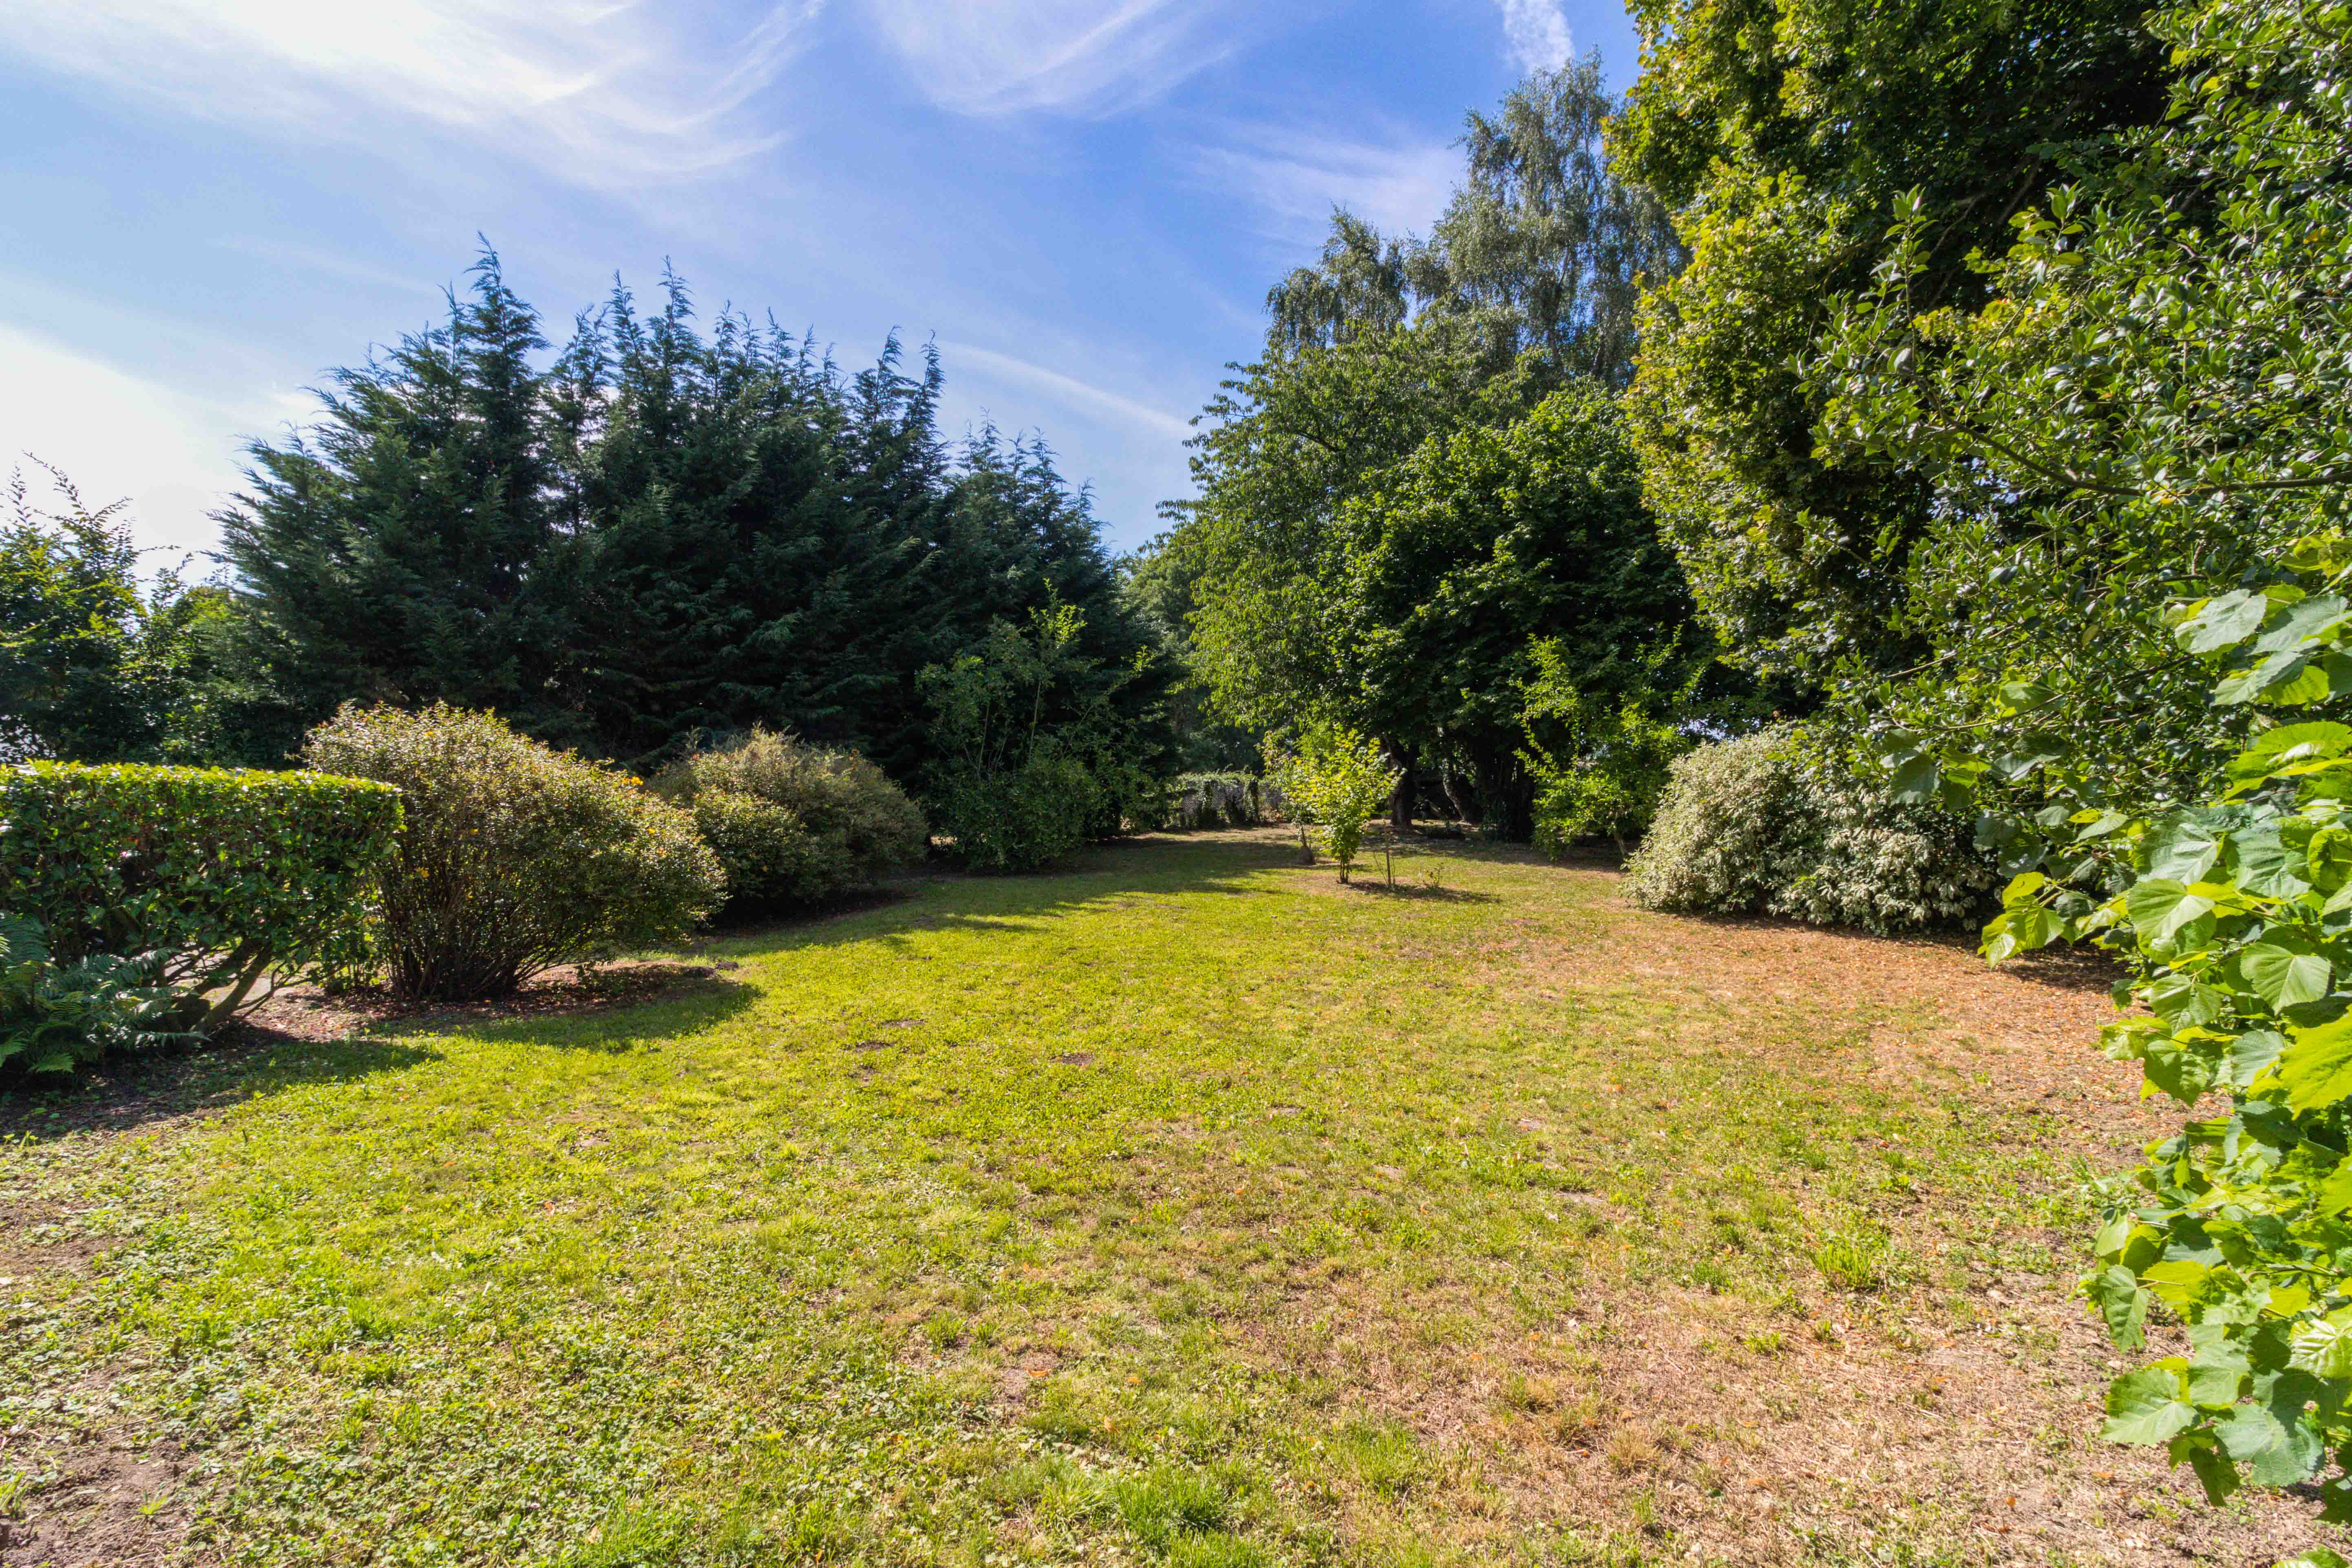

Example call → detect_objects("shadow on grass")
389 976 763 1052
0 1031 444 1144
1327 879 1502 904
706 832 1324 957
1667 904 2129 998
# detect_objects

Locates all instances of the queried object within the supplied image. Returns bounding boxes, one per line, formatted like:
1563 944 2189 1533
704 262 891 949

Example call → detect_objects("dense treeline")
8 258 1167 786
1145 62 1731 840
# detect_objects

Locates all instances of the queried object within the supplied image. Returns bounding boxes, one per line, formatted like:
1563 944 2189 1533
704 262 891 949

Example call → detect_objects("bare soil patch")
241 957 740 1042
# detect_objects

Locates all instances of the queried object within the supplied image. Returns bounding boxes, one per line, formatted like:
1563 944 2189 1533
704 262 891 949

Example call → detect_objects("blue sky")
0 0 1640 565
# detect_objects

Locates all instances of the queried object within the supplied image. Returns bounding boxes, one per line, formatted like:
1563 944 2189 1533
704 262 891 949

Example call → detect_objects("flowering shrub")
303 704 723 1002
1626 727 1995 933
651 730 925 912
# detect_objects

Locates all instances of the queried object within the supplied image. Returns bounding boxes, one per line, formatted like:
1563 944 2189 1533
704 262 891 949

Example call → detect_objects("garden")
4 0 2350 1557
2 827 2331 1565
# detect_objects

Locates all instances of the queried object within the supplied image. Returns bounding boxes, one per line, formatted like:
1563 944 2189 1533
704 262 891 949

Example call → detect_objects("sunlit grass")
0 833 2083 1564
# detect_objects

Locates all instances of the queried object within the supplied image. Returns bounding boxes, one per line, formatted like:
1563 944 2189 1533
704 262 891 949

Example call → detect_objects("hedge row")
0 761 402 1032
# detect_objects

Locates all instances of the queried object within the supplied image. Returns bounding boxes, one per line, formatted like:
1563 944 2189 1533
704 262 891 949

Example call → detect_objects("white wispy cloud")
1497 0 1572 74
0 0 824 190
1188 128 1459 245
0 322 303 561
941 342 1193 442
859 0 1271 115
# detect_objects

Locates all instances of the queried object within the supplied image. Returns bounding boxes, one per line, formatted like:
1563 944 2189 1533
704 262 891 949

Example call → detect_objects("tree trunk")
1441 769 1476 826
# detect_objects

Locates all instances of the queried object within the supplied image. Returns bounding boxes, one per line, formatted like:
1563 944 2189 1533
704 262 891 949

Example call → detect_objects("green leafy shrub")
1085 755 1172 838
1625 727 1996 934
1 914 194 1079
1973 542 2352 1511
303 704 724 1002
930 751 1100 874
1270 727 1398 883
921 604 1164 871
1528 704 1690 858
1988 725 2352 1508
650 730 925 913
0 760 401 1031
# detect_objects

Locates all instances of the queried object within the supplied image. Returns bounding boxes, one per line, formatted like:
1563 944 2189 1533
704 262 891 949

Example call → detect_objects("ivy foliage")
0 761 401 1034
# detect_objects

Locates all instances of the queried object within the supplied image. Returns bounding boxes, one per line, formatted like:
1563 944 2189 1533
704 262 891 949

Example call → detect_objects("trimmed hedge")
651 730 926 913
303 704 724 1002
0 761 402 1031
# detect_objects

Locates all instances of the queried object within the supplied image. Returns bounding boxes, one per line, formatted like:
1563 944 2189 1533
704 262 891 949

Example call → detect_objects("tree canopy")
1611 0 2173 685
216 253 1166 780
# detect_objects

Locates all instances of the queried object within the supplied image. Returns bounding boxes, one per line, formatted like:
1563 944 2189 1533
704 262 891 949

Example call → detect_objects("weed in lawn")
1811 1233 1887 1292
1168 1533 1272 1568
1337 1420 1424 1499
1112 1463 1232 1546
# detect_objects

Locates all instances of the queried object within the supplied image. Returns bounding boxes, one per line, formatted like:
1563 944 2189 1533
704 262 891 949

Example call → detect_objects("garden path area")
0 833 2338 1567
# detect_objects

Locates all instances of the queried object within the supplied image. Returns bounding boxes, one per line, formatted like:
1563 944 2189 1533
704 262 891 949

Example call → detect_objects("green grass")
0 834 2089 1565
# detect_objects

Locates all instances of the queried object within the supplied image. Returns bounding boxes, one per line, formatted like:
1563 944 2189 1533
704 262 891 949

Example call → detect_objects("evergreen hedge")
0 761 402 1031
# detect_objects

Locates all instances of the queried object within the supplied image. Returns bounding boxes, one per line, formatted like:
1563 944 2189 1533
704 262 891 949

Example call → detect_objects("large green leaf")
1982 903 2064 963
2102 1364 2197 1445
2229 1029 2288 1090
2229 722 2352 786
2290 1316 2352 1379
2234 828 2313 899
2088 1263 2149 1349
2125 879 2216 944
2142 818 2227 883
2279 1018 2352 1113
2242 944 2334 1008
2178 589 2270 654
1886 753 1939 805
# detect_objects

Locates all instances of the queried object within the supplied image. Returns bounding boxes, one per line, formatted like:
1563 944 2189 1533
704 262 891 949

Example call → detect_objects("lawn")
0 832 2333 1566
